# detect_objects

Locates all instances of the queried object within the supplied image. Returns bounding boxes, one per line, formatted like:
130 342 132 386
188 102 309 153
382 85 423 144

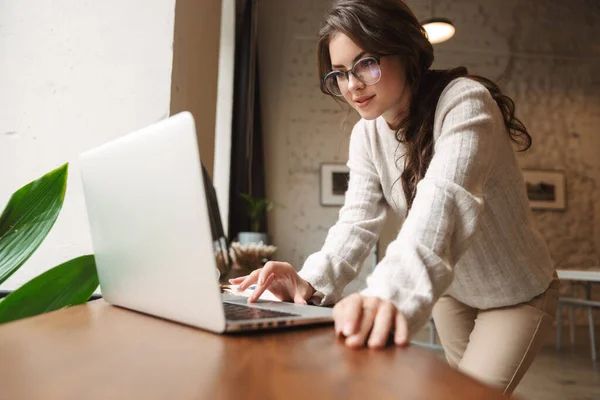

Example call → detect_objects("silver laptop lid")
80 112 226 333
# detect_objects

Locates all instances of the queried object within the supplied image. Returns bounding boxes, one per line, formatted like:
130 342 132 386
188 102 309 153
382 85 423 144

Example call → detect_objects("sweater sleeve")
360 79 498 334
298 120 388 305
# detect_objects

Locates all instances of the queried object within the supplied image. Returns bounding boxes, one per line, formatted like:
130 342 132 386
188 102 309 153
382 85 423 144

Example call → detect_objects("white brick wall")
258 0 600 294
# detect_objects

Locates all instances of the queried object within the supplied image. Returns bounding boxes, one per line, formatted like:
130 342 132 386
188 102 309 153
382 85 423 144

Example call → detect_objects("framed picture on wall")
522 169 566 211
320 163 350 206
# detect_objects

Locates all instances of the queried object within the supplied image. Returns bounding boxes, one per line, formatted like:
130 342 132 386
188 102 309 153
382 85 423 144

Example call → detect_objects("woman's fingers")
237 269 261 290
367 301 395 349
228 276 247 284
341 294 363 337
332 296 408 349
256 262 277 286
394 312 409 347
345 298 377 348
332 295 361 338
247 273 275 303
238 261 282 290
293 291 308 305
228 261 305 303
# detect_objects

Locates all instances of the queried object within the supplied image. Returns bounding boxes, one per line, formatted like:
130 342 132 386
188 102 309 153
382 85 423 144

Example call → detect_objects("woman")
230 0 558 394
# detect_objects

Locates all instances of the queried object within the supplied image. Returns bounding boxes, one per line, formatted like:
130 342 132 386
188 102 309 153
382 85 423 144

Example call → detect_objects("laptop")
79 111 333 333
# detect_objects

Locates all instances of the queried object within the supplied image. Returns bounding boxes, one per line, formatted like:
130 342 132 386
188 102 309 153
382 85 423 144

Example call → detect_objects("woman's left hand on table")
333 293 409 349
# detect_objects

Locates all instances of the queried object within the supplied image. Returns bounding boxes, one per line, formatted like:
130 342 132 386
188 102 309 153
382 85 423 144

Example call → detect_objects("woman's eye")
359 58 375 68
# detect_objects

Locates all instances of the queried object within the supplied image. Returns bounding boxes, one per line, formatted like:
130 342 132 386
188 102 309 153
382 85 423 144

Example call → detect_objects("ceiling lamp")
421 0 455 44
422 18 455 44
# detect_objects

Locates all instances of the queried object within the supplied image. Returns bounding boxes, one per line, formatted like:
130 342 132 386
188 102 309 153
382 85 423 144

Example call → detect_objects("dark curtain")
228 0 266 240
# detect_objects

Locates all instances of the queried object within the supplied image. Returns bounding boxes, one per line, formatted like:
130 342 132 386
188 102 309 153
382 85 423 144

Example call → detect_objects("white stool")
412 319 444 351
556 296 599 361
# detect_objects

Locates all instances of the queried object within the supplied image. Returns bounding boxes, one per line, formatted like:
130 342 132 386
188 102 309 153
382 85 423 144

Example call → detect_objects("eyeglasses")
322 55 382 97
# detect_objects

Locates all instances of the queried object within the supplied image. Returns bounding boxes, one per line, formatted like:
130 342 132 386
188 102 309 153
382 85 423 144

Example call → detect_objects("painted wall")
214 0 236 232
258 0 600 297
0 0 176 290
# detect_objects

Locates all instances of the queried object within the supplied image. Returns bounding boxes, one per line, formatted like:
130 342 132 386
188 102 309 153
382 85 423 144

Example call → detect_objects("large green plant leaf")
0 255 98 324
0 163 68 285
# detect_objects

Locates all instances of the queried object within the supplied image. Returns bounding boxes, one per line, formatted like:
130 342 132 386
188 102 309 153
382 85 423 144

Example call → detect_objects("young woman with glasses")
230 0 558 394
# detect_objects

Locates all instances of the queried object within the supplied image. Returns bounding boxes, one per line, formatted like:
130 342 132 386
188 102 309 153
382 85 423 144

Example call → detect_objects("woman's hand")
333 293 409 349
228 261 316 304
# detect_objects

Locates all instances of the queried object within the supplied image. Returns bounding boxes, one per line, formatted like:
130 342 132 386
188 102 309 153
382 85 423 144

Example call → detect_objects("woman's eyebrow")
331 51 367 69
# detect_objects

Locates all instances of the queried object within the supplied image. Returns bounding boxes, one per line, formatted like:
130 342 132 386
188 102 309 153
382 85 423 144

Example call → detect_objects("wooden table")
0 300 506 400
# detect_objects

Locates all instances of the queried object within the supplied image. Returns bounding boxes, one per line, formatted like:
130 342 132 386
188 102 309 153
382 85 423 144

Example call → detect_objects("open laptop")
79 111 332 333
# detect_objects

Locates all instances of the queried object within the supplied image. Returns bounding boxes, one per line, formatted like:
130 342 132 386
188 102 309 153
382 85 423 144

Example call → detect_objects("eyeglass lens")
324 57 381 96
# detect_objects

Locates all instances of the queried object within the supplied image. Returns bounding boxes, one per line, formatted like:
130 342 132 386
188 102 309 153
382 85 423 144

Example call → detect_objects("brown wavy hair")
317 0 531 211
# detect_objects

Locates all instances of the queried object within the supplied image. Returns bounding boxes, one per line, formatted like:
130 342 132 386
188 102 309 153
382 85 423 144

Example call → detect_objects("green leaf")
256 199 267 209
0 255 98 324
266 202 275 212
0 163 68 285
240 193 254 205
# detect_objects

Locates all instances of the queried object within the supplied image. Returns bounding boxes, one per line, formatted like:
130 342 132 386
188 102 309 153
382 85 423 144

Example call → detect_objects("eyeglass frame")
322 54 382 97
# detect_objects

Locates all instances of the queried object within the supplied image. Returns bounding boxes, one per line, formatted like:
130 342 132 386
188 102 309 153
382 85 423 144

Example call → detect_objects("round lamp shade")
422 18 455 44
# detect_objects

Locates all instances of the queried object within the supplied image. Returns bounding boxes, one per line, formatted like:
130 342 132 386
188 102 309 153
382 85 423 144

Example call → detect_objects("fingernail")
395 335 408 346
346 335 360 347
343 323 353 336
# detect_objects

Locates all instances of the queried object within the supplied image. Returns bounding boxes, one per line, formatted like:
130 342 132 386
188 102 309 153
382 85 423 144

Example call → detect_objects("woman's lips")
354 95 375 109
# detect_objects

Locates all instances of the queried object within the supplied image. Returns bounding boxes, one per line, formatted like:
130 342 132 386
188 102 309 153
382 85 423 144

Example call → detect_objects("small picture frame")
522 169 566 211
320 163 350 206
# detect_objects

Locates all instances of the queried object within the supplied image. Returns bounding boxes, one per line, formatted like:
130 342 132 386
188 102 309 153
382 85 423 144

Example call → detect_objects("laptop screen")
200 164 231 274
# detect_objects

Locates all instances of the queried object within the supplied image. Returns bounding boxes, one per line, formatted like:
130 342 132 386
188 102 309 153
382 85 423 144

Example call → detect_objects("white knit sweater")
298 78 555 334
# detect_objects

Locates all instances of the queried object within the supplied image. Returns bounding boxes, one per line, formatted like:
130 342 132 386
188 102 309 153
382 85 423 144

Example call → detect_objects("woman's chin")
356 108 381 120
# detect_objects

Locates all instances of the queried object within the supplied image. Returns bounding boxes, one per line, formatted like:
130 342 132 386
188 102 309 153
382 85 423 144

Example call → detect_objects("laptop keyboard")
223 302 300 321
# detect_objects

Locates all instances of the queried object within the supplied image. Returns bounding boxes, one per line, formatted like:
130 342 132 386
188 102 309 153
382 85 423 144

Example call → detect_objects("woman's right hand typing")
228 261 316 304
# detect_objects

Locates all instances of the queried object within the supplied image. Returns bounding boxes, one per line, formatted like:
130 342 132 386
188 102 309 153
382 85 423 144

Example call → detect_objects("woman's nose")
347 73 365 92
